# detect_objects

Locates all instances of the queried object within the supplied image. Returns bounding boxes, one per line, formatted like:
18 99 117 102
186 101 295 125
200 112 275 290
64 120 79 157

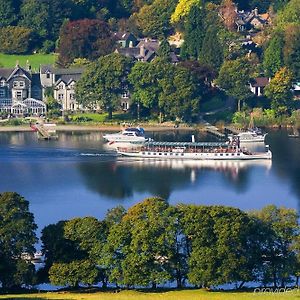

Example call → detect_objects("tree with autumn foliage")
219 0 237 31
265 67 294 116
57 19 115 67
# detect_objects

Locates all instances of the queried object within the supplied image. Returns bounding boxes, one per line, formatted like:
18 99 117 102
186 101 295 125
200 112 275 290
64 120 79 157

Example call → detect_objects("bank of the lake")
0 123 196 132
0 289 297 300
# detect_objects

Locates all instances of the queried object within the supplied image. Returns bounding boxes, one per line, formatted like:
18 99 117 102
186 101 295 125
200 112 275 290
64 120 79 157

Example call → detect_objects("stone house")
236 8 269 32
0 64 46 115
40 65 84 111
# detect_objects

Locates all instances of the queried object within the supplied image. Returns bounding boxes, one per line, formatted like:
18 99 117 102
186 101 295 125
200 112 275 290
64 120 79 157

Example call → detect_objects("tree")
199 25 224 71
265 67 294 116
180 205 263 287
216 58 252 111
135 0 177 38
19 0 73 42
171 0 202 25
57 19 115 67
263 32 284 77
180 4 205 60
76 53 133 118
284 24 300 79
158 38 172 61
219 0 237 31
49 260 99 287
252 205 299 287
0 26 33 54
102 197 179 288
0 192 37 288
158 65 201 122
0 0 17 27
276 0 300 28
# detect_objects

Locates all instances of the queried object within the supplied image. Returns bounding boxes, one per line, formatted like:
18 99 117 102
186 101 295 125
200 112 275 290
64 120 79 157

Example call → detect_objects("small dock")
224 126 243 135
31 123 58 140
205 125 226 139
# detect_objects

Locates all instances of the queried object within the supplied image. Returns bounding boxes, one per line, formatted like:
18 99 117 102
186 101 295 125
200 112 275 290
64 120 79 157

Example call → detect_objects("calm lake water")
0 129 300 233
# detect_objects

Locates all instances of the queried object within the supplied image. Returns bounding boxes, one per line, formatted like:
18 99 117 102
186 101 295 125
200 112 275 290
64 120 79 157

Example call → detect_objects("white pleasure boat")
103 127 148 143
230 129 267 143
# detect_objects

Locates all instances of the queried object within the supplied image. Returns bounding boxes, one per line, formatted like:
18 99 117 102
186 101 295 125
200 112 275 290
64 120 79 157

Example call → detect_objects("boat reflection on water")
116 157 272 181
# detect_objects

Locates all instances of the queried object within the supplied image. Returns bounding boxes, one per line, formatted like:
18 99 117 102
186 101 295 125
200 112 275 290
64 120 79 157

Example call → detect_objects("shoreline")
0 124 196 133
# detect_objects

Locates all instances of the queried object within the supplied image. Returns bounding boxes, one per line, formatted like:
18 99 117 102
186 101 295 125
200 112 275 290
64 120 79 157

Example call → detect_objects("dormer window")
0 80 6 87
13 81 18 87
46 73 50 79
59 84 64 89
19 81 25 87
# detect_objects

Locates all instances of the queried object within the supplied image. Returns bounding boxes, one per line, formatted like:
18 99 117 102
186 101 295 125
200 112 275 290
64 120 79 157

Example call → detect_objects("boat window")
148 152 151 155
142 152 145 155
220 153 223 156
237 153 240 156
159 153 162 155
164 153 167 155
181 153 184 156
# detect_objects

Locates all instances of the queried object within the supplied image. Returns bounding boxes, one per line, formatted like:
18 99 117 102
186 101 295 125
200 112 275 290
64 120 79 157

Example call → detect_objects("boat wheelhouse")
117 141 272 160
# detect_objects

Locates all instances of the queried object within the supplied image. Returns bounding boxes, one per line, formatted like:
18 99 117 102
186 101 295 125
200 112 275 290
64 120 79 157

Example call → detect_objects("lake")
0 129 299 233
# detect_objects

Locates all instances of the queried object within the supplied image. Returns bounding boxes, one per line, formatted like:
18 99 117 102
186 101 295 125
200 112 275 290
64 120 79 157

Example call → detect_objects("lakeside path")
0 124 196 132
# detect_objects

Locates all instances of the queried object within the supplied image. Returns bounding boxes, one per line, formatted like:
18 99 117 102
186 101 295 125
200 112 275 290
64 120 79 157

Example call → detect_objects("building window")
15 91 22 99
19 81 25 88
13 81 18 87
70 93 75 100
0 80 6 87
58 94 64 100
0 89 5 98
46 73 50 79
58 85 64 90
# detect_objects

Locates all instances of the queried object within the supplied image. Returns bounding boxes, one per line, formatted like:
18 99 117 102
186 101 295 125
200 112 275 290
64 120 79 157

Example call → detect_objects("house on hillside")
115 38 179 64
236 8 269 32
0 64 46 115
40 65 84 111
249 77 270 96
114 32 138 48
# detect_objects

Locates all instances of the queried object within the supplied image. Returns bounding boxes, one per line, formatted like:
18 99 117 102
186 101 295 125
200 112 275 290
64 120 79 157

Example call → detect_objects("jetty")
30 123 58 140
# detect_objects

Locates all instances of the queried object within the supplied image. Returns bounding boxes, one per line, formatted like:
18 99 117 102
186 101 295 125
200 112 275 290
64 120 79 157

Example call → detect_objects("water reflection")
78 157 272 199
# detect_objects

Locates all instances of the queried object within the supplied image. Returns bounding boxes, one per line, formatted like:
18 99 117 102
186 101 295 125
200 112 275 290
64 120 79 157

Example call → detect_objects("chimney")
254 7 258 16
140 44 145 57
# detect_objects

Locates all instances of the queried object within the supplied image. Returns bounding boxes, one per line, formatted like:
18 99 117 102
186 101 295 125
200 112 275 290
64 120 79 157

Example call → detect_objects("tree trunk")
151 282 157 289
296 276 299 287
108 107 113 119
237 99 241 112
238 281 245 289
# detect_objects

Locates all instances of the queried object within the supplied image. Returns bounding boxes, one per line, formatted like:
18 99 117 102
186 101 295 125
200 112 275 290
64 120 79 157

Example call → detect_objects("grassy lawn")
0 289 299 300
0 53 56 71
67 112 135 124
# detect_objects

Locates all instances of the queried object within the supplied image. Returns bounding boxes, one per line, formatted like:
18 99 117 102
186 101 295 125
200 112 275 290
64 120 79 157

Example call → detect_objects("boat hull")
117 150 272 160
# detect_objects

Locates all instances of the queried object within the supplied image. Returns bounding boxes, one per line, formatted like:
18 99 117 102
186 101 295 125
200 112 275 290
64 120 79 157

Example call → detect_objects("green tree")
216 58 252 111
199 25 224 71
135 0 177 38
265 67 294 116
180 205 262 287
49 260 99 287
276 0 300 28
284 24 300 79
0 192 37 288
102 197 179 288
0 26 33 54
252 205 299 287
181 4 205 60
19 0 72 42
158 38 172 61
158 65 201 122
263 32 284 77
76 53 133 119
0 0 17 27
128 61 162 115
